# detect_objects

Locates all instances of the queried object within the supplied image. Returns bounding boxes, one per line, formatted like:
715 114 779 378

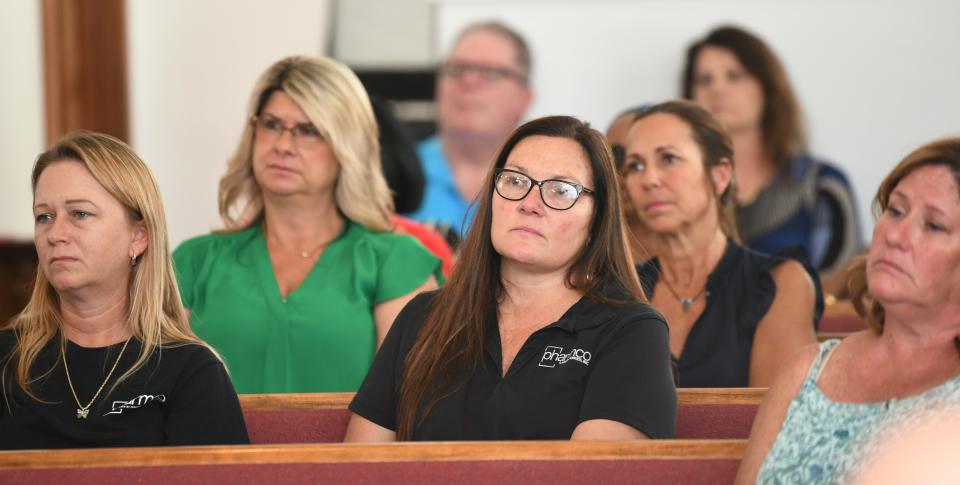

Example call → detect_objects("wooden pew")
820 299 868 332
0 440 747 484
239 388 765 444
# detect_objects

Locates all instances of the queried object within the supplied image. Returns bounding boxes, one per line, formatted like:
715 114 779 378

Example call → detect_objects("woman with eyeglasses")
345 116 677 441
621 100 820 388
172 56 442 394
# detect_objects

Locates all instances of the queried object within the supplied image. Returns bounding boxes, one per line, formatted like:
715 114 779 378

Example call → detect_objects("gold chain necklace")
659 276 710 313
61 338 130 419
296 238 334 259
267 233 337 259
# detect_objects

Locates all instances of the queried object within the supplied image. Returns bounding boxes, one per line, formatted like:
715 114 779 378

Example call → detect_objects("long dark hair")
395 116 644 439
682 25 805 171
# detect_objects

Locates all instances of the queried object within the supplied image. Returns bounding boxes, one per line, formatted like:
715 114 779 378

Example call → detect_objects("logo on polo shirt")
103 394 167 416
539 345 592 368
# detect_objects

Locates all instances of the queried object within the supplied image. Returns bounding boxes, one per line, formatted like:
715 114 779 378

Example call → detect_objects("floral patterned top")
756 339 960 484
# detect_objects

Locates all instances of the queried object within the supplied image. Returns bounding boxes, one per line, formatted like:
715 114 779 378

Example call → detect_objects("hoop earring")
130 254 138 267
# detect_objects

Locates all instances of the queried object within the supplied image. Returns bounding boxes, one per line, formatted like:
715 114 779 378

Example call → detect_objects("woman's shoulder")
813 158 854 185
790 153 856 193
349 222 428 252
727 242 822 325
731 243 816 286
588 297 669 337
173 226 258 259
155 341 226 371
0 329 16 358
384 290 440 344
623 300 668 325
346 223 442 278
785 340 833 381
763 341 829 409
398 290 439 323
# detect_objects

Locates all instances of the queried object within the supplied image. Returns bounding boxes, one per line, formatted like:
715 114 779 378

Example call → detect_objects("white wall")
126 0 330 248
4 1 958 246
334 0 436 68
0 1 45 240
437 0 960 238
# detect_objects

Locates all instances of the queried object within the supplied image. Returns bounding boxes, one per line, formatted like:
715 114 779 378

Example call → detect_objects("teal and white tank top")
756 339 960 484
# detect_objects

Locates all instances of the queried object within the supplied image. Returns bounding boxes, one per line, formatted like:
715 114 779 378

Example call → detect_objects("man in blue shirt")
406 22 534 241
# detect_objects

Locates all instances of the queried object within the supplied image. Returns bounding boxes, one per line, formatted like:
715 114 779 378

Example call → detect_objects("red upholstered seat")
675 404 758 439
819 313 868 333
243 408 350 444
820 300 868 333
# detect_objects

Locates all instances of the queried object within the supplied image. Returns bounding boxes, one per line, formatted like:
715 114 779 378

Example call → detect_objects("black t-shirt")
0 330 249 449
636 241 824 388
349 290 677 440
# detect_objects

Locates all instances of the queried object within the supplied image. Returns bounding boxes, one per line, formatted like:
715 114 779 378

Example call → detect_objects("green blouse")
173 221 442 394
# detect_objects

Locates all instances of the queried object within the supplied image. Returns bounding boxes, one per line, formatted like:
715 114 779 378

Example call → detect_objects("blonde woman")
173 56 442 394
0 132 248 449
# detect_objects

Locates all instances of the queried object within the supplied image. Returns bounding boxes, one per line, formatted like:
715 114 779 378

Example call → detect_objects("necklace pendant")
76 408 89 419
680 297 694 312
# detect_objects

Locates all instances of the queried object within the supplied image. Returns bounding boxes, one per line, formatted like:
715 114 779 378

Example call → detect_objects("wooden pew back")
239 388 764 443
821 300 868 332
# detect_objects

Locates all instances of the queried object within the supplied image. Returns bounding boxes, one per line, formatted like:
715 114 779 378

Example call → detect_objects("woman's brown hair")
626 100 740 242
847 137 960 333
681 25 806 172
395 116 644 439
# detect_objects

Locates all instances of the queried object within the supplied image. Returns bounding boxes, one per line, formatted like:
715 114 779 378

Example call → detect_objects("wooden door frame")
42 0 129 145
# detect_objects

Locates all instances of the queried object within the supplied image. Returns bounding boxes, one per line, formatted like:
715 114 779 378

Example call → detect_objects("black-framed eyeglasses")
494 168 594 211
251 115 324 149
439 62 528 85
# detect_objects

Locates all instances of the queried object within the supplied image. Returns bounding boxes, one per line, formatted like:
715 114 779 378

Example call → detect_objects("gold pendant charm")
77 408 89 419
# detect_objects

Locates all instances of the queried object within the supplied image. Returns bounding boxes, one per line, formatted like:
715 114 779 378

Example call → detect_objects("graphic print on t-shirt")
103 394 166 416
538 345 592 368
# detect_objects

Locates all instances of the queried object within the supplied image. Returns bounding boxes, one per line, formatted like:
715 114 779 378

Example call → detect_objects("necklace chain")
61 338 130 419
269 234 337 259
659 275 710 313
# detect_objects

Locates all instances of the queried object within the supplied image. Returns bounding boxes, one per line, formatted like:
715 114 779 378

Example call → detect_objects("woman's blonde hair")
3 131 215 401
219 56 393 231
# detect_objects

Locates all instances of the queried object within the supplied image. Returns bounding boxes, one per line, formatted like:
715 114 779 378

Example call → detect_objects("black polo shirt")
350 290 677 440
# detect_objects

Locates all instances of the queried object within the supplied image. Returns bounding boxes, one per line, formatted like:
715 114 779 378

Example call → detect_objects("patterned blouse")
757 339 960 484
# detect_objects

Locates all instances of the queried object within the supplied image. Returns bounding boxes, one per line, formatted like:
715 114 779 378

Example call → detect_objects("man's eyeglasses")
494 168 594 211
439 62 528 85
251 115 324 149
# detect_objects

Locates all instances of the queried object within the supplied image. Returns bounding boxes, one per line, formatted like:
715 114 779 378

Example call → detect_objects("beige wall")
0 0 331 248
5 0 959 247
127 0 330 247
0 1 45 240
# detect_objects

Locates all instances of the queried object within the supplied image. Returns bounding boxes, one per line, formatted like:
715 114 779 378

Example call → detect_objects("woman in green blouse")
173 56 441 394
